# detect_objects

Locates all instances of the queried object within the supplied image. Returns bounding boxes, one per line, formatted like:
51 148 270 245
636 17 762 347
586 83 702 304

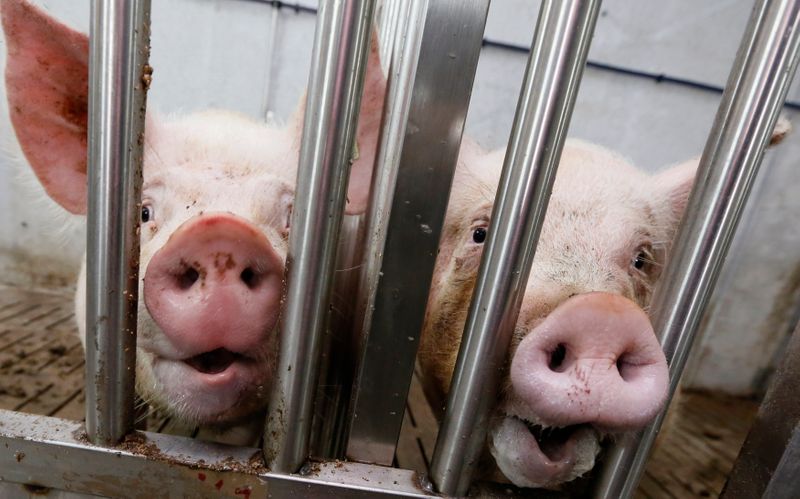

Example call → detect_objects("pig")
418 125 785 489
1 0 385 429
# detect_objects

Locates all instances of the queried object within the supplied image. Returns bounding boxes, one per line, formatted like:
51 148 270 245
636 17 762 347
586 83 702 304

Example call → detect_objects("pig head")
420 139 700 488
1 0 385 426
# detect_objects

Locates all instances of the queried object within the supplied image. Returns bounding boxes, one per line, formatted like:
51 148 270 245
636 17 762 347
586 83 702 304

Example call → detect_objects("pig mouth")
183 348 249 375
522 419 588 462
489 415 601 489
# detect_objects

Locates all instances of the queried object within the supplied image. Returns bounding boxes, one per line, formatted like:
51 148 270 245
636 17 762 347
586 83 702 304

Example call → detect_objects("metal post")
428 1 602 495
594 1 800 497
264 0 377 473
377 0 404 73
261 3 280 122
345 0 491 465
85 0 151 446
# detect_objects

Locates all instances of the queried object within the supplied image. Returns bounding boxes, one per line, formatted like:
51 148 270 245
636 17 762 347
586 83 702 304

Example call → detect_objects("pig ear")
287 30 386 215
656 158 698 225
657 115 791 224
2 0 89 214
346 30 387 215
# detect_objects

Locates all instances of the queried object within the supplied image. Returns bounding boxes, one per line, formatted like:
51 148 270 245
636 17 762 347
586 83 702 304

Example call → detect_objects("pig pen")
2 0 800 498
0 283 764 497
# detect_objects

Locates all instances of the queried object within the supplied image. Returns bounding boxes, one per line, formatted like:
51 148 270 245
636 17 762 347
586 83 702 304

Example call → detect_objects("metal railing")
346 0 490 466
429 1 601 493
85 0 151 447
263 0 378 474
2 0 800 497
594 0 800 496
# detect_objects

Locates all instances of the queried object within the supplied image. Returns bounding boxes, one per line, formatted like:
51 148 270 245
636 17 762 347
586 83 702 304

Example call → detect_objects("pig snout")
143 213 283 367
489 293 669 487
511 292 668 431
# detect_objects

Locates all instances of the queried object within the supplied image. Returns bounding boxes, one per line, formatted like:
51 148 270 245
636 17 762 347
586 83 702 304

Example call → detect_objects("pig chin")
137 347 273 426
488 412 601 489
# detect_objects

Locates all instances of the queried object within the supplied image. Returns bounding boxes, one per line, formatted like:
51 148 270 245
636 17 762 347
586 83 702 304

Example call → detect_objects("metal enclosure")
2 0 800 498
84 0 151 446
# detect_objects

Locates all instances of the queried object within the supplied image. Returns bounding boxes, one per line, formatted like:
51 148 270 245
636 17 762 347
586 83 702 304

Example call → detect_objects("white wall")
0 0 797 395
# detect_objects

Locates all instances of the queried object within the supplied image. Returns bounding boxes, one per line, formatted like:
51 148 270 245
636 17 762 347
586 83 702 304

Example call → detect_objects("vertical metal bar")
307 213 365 459
594 1 800 497
429 1 602 495
264 0 377 473
377 0 403 73
85 0 151 446
345 0 490 465
261 4 280 122
308 1 413 461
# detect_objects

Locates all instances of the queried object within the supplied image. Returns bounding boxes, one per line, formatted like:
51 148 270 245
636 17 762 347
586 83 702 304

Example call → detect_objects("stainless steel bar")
264 0 378 473
429 1 602 495
308 213 365 459
346 0 490 465
377 0 403 73
594 1 800 497
262 3 280 121
0 410 431 498
85 0 151 446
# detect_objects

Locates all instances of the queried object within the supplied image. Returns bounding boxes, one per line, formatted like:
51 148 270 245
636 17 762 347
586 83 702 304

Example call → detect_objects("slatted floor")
0 285 84 421
0 283 758 497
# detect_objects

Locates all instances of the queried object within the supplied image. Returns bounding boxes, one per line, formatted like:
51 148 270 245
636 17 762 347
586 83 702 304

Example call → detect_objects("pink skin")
144 213 283 358
490 293 668 488
509 293 668 432
141 213 283 418
490 419 598 487
419 141 695 489
2 0 387 427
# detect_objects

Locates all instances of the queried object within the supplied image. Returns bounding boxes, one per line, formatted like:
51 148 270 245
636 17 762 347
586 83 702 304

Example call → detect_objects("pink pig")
421 113 788 487
421 140 708 487
1 0 385 427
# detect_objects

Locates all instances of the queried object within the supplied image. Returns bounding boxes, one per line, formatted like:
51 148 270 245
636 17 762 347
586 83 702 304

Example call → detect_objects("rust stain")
234 486 252 499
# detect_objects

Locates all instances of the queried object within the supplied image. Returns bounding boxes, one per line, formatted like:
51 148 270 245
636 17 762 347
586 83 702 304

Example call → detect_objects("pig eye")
141 205 153 223
632 245 655 274
472 227 487 244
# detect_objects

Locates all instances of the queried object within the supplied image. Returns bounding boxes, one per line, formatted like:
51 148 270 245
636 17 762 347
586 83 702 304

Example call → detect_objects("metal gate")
1 0 799 497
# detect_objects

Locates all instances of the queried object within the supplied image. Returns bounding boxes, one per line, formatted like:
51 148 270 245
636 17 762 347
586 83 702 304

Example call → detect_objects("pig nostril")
616 353 636 382
240 267 260 289
177 267 200 290
548 343 568 372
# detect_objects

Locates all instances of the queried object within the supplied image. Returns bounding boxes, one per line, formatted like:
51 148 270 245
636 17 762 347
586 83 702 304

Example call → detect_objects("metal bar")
594 1 800 497
429 1 602 495
85 0 151 446
0 410 431 498
308 1 411 461
264 0 378 473
720 322 800 498
308 214 365 459
346 0 490 465
261 3 280 121
377 0 403 73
